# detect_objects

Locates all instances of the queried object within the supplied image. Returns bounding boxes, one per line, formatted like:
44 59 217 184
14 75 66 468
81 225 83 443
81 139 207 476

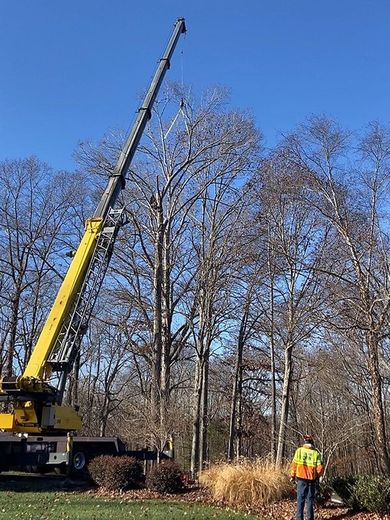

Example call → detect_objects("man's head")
303 434 314 445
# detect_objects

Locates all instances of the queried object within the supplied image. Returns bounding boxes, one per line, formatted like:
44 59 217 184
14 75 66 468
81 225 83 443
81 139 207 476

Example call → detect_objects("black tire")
72 451 87 474
25 464 48 474
25 465 39 473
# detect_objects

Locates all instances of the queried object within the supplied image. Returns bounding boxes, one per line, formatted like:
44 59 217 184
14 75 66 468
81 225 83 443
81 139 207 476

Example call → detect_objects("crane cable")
164 38 189 139
163 98 186 139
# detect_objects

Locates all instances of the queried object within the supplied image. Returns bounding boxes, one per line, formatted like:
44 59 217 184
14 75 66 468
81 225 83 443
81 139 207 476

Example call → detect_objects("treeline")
1 86 389 476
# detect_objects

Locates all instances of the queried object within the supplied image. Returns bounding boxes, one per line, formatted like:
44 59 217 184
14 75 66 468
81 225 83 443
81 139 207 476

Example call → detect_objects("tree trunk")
228 361 238 461
99 399 108 437
276 342 293 464
5 292 21 377
199 348 210 471
191 359 203 478
235 364 243 459
269 281 277 462
228 308 247 460
151 200 164 447
72 351 80 406
160 220 172 449
366 330 390 473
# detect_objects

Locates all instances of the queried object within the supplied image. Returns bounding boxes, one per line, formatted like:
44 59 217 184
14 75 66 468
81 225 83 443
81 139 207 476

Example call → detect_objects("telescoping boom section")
0 18 186 434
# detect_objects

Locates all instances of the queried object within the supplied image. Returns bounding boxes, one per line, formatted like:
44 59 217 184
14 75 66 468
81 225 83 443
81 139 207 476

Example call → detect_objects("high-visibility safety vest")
290 444 324 481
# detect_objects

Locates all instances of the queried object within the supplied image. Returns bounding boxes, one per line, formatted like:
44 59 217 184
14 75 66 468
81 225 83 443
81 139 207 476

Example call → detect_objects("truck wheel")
72 451 87 473
25 465 38 473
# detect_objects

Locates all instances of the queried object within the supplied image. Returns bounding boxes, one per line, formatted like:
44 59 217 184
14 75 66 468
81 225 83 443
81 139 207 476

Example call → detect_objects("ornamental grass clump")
88 455 143 491
200 459 291 508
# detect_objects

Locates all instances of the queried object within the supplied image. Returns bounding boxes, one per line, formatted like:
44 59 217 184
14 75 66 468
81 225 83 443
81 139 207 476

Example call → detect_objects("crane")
0 18 186 472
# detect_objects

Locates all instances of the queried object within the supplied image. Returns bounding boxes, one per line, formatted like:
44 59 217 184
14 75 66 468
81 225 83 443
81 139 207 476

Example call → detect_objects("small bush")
315 482 332 506
353 475 390 514
147 460 184 493
200 459 291 507
331 475 359 509
331 474 390 513
88 455 143 491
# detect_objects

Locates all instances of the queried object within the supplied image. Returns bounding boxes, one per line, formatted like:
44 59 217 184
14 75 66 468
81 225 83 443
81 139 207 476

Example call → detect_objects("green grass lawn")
0 491 263 519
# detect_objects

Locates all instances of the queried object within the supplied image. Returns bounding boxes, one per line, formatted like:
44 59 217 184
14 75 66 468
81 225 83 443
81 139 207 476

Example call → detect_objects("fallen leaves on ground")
254 499 385 520
91 487 387 520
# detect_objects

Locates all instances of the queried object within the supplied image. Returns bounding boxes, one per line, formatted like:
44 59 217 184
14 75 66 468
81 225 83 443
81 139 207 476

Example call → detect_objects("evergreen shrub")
331 476 359 509
88 455 143 491
315 482 332 505
353 475 390 514
332 475 390 513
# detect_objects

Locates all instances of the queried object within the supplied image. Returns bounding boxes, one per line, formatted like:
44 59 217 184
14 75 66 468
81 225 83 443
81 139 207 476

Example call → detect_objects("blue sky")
1 1 389 170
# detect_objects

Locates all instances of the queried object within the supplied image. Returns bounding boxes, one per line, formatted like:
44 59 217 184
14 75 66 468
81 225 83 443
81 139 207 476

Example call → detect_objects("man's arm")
316 451 324 478
290 447 300 479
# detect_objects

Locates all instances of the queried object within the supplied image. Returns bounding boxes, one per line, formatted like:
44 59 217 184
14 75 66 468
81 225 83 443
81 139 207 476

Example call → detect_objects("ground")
93 486 386 519
0 474 386 519
254 498 385 520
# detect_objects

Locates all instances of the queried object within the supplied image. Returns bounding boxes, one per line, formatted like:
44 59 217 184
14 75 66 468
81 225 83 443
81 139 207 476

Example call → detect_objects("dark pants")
296 478 316 520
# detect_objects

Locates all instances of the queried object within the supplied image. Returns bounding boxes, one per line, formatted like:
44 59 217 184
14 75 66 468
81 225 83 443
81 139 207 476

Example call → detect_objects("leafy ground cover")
255 498 384 520
0 474 384 520
0 491 261 520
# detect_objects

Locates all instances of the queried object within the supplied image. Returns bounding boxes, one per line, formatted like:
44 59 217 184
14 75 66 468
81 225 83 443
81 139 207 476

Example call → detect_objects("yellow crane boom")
0 18 186 434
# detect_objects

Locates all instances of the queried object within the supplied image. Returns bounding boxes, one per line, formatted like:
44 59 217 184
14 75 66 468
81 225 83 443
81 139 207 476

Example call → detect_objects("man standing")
290 435 324 520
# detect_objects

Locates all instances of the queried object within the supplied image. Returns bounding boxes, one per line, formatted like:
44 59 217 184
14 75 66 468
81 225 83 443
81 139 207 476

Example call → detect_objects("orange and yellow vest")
290 444 324 481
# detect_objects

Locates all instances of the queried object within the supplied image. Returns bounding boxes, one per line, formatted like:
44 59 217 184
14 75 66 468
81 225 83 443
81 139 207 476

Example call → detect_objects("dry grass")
199 459 292 508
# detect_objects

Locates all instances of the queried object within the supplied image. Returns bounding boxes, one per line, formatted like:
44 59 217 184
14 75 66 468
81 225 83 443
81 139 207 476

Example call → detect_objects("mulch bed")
91 486 387 519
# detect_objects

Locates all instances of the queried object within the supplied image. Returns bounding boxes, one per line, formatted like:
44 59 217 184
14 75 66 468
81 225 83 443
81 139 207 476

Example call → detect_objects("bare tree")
284 117 390 473
0 158 85 377
76 86 260 460
251 156 329 464
227 262 264 461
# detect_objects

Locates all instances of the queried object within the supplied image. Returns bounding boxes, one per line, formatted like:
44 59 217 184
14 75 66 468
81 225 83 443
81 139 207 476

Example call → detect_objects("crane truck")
0 17 186 474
